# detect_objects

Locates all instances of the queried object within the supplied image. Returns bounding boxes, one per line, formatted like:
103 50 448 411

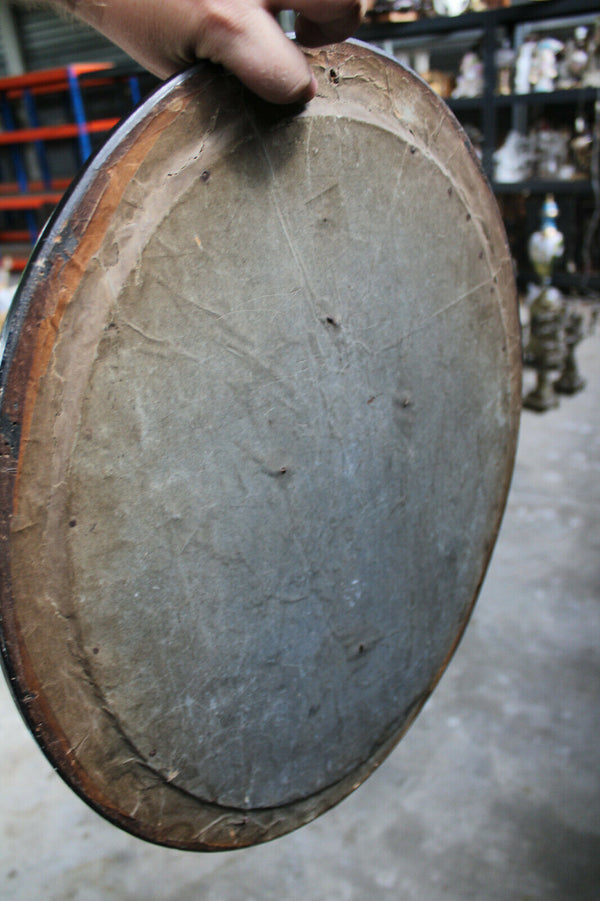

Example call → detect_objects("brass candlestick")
523 195 565 412
554 307 586 394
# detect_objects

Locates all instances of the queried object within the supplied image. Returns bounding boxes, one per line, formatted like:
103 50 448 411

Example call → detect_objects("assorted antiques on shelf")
388 16 600 100
365 0 510 25
523 195 587 412
495 16 600 95
494 117 594 183
361 1 600 292
513 20 600 93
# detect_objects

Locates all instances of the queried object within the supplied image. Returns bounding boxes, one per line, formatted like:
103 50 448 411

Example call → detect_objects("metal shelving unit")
0 64 151 271
357 0 600 292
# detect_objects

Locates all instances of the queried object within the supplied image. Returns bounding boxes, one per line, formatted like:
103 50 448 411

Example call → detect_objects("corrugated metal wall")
0 3 294 76
1 3 132 75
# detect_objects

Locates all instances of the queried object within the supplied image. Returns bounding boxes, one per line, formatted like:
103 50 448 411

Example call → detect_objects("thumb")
200 7 317 104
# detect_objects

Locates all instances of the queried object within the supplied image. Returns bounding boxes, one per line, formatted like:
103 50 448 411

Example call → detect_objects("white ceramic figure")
531 37 564 92
494 130 534 183
515 38 537 94
452 51 484 98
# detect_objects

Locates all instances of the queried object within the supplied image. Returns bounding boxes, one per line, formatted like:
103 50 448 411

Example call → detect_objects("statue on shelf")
530 37 564 93
534 125 573 180
557 26 589 89
451 51 484 98
514 36 537 94
571 116 593 176
527 195 565 283
495 38 515 95
493 130 534 183
582 17 600 87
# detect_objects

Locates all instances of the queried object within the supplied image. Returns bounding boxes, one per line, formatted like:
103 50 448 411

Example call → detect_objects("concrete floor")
1 321 599 901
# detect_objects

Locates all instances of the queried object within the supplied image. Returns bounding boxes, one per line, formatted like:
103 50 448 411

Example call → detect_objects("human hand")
57 0 366 103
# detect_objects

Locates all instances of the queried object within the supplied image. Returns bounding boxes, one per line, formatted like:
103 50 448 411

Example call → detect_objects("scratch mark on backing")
120 318 202 362
246 118 318 313
380 277 494 351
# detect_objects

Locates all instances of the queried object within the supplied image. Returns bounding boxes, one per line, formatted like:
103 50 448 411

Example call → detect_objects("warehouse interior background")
1 0 599 898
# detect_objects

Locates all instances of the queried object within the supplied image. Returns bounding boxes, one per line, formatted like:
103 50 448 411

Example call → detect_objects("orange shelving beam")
0 229 33 242
0 118 119 146
0 177 72 196
0 63 114 95
0 193 64 211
